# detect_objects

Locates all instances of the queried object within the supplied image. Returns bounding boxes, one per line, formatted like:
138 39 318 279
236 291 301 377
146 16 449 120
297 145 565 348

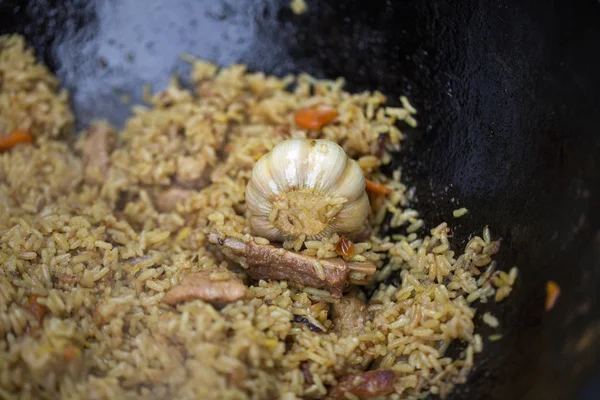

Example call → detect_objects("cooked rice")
482 312 500 328
0 34 519 400
453 207 468 218
0 35 74 139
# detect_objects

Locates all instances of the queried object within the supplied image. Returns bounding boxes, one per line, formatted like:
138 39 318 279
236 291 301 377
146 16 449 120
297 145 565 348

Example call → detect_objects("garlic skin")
245 139 370 242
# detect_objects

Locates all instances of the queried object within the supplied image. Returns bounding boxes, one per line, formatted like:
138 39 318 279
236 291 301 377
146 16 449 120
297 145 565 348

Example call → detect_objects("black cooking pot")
1 0 599 399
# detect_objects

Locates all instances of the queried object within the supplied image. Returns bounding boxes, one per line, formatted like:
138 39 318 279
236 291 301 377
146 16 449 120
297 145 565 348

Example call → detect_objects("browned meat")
208 233 376 298
162 269 250 306
154 187 194 212
331 290 369 336
330 370 395 398
81 122 116 184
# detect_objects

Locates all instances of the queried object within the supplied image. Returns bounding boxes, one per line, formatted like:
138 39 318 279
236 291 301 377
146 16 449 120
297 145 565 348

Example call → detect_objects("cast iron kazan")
1 0 599 399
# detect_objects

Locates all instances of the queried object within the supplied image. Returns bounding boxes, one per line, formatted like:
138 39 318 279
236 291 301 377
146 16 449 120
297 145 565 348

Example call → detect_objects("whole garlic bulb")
245 139 370 242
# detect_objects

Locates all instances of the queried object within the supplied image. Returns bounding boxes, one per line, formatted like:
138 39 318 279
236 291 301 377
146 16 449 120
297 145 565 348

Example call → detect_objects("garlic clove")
331 193 371 233
328 160 366 202
269 138 311 192
248 154 279 200
249 216 281 241
304 140 348 194
245 179 271 217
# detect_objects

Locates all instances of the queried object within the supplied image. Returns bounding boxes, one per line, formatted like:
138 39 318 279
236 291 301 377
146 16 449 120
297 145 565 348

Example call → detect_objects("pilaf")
0 34 517 400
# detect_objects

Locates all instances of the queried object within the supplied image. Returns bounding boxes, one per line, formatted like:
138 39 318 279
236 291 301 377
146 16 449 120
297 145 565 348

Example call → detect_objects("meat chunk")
154 187 194 212
330 370 395 399
81 122 116 184
162 268 250 306
331 290 369 336
208 233 376 298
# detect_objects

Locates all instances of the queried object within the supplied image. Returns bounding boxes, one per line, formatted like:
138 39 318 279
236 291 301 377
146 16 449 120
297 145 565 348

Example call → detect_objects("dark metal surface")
1 0 599 399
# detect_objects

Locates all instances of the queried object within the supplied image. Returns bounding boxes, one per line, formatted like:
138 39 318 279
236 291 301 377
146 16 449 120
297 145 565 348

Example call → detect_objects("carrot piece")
0 129 33 150
545 281 560 311
336 235 355 259
365 179 392 195
293 106 339 130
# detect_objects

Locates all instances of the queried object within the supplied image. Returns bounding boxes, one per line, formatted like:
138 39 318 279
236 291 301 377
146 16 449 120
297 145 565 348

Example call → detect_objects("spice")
293 106 338 130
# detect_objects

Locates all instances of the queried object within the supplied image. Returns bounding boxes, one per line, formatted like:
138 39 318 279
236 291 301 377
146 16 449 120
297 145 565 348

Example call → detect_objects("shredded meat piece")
208 233 376 298
331 290 369 336
330 370 396 398
81 122 116 184
162 268 250 306
155 187 194 212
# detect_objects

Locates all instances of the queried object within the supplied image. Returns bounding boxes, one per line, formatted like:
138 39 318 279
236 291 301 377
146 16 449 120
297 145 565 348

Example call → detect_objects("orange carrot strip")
365 179 392 195
293 106 339 130
545 281 560 311
0 129 33 150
